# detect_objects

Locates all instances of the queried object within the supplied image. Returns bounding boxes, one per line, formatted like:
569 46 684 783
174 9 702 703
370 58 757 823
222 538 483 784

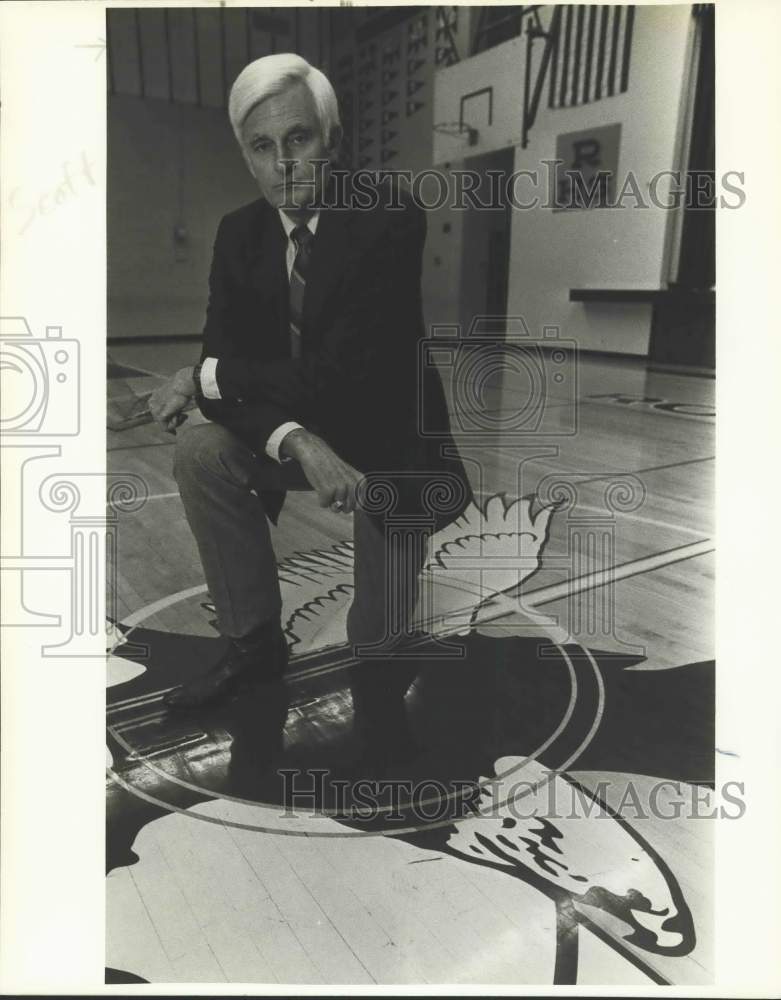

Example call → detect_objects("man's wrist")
280 427 314 460
174 365 197 397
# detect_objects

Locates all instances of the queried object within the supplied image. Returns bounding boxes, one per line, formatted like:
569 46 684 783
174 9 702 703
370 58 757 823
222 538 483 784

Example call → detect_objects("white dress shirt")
199 209 319 462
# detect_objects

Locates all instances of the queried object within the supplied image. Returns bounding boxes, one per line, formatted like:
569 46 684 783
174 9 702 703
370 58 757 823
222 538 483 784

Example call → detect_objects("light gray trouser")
172 421 428 656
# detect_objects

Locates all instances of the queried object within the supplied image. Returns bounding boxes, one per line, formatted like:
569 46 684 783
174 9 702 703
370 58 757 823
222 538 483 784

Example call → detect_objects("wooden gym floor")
106 339 714 986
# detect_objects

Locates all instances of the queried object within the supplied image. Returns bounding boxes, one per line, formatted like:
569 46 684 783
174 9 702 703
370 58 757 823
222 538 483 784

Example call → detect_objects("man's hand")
281 428 364 513
149 366 197 434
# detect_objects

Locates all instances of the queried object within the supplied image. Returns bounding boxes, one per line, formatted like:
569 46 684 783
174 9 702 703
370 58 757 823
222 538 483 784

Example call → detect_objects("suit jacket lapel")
302 202 352 348
248 201 288 312
244 188 353 354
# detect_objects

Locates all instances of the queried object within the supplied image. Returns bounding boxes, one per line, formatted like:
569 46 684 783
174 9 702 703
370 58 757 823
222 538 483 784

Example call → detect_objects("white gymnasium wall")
106 6 327 342
108 94 258 340
432 36 528 163
432 5 695 356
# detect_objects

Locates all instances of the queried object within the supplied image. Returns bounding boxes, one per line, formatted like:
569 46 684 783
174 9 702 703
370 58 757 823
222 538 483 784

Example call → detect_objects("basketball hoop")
432 121 480 146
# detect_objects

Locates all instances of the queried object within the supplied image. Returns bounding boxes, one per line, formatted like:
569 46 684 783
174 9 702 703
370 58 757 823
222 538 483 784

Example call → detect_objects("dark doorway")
676 3 715 291
459 146 515 333
650 4 715 370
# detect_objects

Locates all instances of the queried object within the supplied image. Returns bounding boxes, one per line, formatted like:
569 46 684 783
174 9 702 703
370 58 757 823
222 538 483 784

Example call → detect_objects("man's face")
240 80 335 211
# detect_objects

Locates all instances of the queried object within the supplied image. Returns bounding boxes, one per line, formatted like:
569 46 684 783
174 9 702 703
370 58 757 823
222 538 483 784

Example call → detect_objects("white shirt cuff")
199 357 221 399
266 421 304 463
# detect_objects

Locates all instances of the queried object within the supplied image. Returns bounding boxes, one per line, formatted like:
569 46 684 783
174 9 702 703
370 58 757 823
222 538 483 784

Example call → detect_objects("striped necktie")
289 223 313 359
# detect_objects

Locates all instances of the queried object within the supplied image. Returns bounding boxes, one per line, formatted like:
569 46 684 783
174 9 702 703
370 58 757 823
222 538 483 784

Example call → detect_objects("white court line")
111 488 264 503
522 538 714 607
117 584 209 634
136 491 180 502
412 537 714 637
559 503 708 538
108 358 169 380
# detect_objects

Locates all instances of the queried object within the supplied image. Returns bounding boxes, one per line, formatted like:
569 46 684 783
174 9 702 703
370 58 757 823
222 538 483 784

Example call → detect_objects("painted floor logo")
106 494 715 984
585 393 715 420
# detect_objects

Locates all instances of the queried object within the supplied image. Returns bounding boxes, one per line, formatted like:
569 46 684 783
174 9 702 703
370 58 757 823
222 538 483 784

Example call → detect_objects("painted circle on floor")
107 570 606 838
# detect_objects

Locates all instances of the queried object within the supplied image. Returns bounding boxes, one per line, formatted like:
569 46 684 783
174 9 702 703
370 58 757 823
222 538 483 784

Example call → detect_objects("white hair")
228 53 341 149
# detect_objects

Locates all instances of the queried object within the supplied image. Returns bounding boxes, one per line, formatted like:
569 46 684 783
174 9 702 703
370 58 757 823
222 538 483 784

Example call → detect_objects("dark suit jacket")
195 177 472 531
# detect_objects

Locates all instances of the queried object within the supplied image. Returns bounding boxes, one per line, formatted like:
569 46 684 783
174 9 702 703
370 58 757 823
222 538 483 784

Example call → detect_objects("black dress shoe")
164 624 288 711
